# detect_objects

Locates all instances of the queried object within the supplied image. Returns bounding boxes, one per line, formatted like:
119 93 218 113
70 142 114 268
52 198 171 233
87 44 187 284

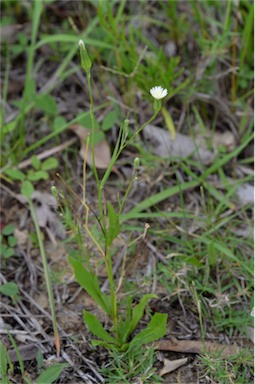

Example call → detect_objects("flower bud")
79 39 92 74
51 185 59 199
133 157 140 169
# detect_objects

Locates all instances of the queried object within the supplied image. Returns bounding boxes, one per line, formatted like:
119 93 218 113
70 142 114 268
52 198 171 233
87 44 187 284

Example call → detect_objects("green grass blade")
127 180 199 215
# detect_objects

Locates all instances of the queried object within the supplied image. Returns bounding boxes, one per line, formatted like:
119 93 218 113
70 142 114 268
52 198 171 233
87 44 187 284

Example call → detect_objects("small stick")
18 137 77 169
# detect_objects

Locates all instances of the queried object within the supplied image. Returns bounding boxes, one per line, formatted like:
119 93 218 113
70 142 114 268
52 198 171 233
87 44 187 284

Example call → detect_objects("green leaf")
127 180 199 215
53 116 66 131
31 155 41 170
128 294 157 336
185 256 202 267
8 236 17 247
0 282 19 297
1 246 14 258
90 339 119 351
2 120 17 135
41 157 58 171
27 170 49 181
106 202 120 247
68 257 112 315
2 224 15 236
83 310 117 344
34 94 58 116
0 341 8 377
102 110 117 131
161 106 176 139
80 114 100 130
21 180 34 199
35 34 115 50
0 243 7 254
35 363 68 384
26 78 36 102
5 169 25 181
129 313 167 351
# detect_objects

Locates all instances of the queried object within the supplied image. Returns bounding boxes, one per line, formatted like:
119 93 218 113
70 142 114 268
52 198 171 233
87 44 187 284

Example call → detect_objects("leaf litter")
143 124 236 164
69 124 112 169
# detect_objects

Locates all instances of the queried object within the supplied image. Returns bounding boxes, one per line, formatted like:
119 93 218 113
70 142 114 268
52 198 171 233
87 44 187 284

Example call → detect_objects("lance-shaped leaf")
68 257 112 316
129 313 167 351
123 294 157 342
83 310 118 345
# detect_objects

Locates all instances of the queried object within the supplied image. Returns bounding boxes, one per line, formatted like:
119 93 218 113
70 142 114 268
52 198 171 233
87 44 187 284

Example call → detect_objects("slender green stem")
118 171 137 214
18 1 42 155
100 110 159 191
106 247 118 336
86 72 105 230
86 70 118 333
122 110 159 149
28 199 60 355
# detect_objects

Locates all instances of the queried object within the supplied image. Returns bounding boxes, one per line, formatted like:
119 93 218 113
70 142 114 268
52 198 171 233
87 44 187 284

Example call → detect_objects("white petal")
150 86 168 100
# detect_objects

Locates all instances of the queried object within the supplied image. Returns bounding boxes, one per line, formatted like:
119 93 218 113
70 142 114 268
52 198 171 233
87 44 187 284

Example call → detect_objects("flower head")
150 86 168 100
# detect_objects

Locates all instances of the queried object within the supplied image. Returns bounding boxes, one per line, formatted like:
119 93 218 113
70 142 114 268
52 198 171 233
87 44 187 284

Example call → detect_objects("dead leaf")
212 131 236 151
156 338 241 358
229 225 253 238
0 24 23 44
14 229 29 247
247 327 254 343
143 125 215 164
159 357 188 376
8 344 38 362
35 292 49 309
236 183 254 205
143 125 236 164
19 191 66 242
69 124 111 169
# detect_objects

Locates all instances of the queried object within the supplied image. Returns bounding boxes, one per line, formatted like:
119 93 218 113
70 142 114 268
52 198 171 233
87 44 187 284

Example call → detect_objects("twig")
18 137 77 169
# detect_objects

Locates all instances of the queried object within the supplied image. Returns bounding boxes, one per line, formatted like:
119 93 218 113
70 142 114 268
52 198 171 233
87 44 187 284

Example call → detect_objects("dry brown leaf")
14 229 29 247
236 183 254 205
19 191 66 242
212 131 236 151
35 292 49 309
143 125 236 164
247 327 254 344
32 191 65 240
8 345 38 363
156 338 241 358
0 24 23 43
159 357 188 376
69 124 111 169
143 124 215 164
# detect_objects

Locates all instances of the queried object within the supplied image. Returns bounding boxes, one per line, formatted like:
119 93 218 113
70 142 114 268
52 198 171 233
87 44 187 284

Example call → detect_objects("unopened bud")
133 157 140 168
51 185 58 199
79 39 92 73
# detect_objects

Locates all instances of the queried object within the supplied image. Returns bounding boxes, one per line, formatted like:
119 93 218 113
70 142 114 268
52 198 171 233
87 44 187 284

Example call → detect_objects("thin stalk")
86 72 105 230
18 1 42 154
118 171 137 215
100 110 159 191
28 199 60 356
123 110 159 148
106 247 118 337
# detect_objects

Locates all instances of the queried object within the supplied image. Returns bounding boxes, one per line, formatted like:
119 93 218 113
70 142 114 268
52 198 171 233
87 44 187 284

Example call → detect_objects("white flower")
150 86 168 100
